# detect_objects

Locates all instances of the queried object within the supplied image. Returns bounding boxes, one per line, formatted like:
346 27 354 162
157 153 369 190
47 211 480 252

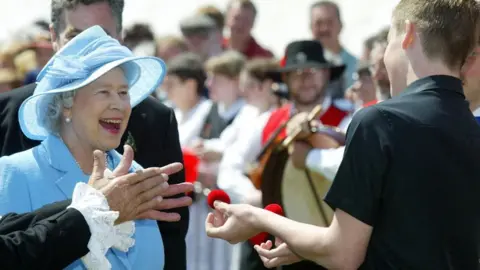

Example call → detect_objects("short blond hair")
392 0 480 69
197 5 224 29
156 35 188 52
205 50 246 78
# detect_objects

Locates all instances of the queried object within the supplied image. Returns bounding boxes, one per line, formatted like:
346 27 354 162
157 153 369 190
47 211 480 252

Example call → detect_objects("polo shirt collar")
400 75 463 96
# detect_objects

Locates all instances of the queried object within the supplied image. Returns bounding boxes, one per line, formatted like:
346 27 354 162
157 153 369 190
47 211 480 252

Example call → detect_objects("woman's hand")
254 237 302 268
88 146 186 224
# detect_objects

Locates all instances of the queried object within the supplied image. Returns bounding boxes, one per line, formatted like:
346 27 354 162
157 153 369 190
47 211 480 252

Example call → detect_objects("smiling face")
62 67 131 151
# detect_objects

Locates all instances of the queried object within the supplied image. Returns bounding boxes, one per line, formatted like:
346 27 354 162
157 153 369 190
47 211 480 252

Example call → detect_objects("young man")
0 1 189 269
205 1 480 269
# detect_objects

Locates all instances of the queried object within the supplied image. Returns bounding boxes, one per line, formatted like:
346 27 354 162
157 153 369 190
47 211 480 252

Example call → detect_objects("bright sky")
0 0 399 58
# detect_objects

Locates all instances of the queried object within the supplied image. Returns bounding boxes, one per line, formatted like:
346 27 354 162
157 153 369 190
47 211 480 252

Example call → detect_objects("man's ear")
401 20 415 50
461 47 480 76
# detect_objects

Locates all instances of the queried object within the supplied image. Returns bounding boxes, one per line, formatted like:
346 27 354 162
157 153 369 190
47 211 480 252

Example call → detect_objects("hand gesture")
254 237 302 268
88 146 184 224
286 112 311 140
205 201 261 244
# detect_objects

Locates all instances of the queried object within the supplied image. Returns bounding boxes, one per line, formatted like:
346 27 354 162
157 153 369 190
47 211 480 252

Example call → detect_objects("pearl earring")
65 117 71 123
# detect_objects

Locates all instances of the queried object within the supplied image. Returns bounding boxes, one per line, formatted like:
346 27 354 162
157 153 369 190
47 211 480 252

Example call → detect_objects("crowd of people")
1 0 480 269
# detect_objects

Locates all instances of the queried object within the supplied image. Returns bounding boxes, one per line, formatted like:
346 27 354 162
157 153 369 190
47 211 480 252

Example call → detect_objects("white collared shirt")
175 98 213 147
203 104 259 152
472 107 480 117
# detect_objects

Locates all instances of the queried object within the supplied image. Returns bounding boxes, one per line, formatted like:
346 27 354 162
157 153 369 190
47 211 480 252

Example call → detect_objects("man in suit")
0 0 189 269
0 148 188 270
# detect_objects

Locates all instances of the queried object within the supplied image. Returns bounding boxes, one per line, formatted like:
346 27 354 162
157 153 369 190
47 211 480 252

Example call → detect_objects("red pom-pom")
264 203 284 216
248 204 284 245
279 55 287 67
207 189 231 209
249 232 268 246
182 148 200 183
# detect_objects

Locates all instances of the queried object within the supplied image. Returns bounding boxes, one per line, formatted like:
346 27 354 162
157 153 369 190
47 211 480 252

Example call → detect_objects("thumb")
213 201 230 214
90 150 106 182
112 145 134 176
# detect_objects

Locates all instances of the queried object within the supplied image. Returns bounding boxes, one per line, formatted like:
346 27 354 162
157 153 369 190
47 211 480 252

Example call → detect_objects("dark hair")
168 53 207 95
51 0 124 34
310 1 341 23
123 23 154 50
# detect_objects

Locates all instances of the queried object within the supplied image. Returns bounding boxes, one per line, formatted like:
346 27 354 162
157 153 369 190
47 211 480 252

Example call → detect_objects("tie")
476 116 480 125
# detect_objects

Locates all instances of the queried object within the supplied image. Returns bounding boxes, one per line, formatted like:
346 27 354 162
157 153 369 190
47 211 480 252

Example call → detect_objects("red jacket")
261 102 350 145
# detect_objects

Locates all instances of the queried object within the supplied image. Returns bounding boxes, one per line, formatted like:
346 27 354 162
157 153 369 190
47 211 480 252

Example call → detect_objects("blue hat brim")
19 56 166 141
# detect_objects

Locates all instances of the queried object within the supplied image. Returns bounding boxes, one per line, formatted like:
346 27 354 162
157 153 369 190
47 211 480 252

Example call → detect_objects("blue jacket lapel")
40 135 86 198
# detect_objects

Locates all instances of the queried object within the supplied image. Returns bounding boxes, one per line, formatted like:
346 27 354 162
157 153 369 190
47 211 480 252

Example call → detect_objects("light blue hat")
19 25 166 141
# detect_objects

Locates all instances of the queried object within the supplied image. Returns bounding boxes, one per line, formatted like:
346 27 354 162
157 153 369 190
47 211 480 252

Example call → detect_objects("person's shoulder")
135 96 172 115
132 96 173 123
0 147 37 170
0 83 35 104
333 98 354 112
350 105 388 131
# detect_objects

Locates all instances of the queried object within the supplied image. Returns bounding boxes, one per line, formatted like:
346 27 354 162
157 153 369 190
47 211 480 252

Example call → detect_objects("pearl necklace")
59 136 110 173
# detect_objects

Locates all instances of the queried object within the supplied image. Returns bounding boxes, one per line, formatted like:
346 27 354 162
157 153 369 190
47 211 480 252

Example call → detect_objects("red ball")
264 203 284 216
249 232 268 246
182 148 200 183
207 189 231 209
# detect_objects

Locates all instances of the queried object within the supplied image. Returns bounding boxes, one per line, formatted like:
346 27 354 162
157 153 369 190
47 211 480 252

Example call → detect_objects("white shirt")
473 107 480 117
175 99 213 147
202 101 254 153
217 110 273 203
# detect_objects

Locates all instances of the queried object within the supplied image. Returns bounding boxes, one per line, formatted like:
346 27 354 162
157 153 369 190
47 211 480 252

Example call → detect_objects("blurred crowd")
0 1 391 270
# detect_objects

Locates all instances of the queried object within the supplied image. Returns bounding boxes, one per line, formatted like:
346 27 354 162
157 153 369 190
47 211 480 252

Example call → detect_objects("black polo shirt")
325 75 480 270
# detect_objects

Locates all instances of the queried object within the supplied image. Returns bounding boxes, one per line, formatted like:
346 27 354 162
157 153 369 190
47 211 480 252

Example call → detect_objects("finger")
136 210 181 222
90 150 106 181
159 183 194 197
112 145 134 176
205 213 225 238
263 257 285 269
153 196 193 210
122 167 164 186
133 174 168 196
213 201 230 214
255 243 290 258
137 181 169 204
159 162 183 176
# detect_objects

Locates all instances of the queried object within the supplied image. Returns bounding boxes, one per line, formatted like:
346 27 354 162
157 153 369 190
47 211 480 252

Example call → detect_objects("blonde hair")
205 50 246 78
392 0 480 69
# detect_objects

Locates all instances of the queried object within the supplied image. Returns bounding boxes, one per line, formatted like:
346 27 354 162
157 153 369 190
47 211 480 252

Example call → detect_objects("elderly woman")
0 26 167 269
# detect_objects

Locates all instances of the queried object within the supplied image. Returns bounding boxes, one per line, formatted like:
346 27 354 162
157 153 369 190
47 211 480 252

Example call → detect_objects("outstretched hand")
254 237 302 268
205 201 261 244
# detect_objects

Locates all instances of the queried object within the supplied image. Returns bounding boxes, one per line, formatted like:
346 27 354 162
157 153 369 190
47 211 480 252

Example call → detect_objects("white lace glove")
67 182 135 270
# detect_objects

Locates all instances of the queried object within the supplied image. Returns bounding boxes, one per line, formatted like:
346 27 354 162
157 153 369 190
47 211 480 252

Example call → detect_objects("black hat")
278 40 345 81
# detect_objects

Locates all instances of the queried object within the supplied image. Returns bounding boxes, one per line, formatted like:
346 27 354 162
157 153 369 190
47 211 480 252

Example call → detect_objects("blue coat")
0 135 164 269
